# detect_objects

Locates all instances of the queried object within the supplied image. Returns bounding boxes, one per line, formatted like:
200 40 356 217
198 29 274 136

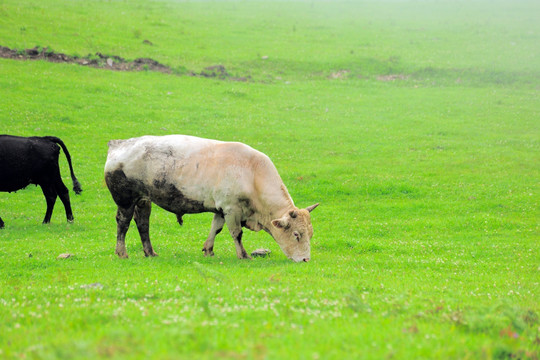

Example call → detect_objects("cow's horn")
306 203 319 212
289 210 298 218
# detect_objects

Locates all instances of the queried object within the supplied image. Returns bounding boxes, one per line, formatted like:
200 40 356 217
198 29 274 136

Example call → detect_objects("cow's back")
105 135 221 178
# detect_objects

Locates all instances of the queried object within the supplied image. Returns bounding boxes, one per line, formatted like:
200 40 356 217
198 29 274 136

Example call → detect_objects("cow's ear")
306 203 319 212
271 218 289 229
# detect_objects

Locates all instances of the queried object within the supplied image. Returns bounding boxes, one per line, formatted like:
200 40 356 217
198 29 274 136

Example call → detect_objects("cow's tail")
45 136 83 194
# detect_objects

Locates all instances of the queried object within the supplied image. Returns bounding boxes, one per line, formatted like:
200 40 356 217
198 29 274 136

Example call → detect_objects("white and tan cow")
104 135 318 262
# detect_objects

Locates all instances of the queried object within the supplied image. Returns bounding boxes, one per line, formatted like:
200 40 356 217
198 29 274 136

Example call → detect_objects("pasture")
0 0 539 358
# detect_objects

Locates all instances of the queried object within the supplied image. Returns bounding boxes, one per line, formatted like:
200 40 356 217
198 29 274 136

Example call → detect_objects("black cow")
0 135 82 228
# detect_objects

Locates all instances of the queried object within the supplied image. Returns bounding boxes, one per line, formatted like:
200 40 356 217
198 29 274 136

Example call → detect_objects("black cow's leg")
224 209 251 259
40 184 57 224
0 216 4 229
55 178 74 222
133 199 157 257
202 213 225 257
116 205 135 258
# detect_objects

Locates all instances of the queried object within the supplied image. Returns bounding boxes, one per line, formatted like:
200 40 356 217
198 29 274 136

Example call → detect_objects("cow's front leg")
116 205 135 258
224 210 251 260
203 213 225 256
134 199 157 257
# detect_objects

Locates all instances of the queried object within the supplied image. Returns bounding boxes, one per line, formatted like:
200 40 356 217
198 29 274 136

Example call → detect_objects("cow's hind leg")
116 205 135 258
40 184 57 224
134 199 157 257
55 177 74 222
224 209 251 260
202 213 225 257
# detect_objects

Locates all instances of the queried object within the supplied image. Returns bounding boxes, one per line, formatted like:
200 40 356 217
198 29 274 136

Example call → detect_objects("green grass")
1 0 539 359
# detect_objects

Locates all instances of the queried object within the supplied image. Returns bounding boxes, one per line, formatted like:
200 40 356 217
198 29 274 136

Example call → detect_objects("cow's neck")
256 183 296 233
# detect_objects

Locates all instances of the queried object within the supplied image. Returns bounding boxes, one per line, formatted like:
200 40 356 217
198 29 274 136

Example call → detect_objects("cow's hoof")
145 252 158 257
202 248 215 257
116 252 129 259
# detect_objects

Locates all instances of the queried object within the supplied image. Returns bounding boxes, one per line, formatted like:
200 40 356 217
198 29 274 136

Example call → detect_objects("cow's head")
271 203 319 262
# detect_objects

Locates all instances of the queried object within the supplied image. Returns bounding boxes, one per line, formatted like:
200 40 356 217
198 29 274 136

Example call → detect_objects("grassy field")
1 0 539 359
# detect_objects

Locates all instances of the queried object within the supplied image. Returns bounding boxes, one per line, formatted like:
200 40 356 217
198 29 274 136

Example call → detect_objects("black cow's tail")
45 136 83 194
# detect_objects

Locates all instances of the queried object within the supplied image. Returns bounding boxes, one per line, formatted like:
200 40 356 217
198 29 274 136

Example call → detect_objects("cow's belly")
0 178 32 193
147 180 216 216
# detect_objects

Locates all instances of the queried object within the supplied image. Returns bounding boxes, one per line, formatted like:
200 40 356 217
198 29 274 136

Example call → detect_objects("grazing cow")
104 135 318 262
0 135 82 228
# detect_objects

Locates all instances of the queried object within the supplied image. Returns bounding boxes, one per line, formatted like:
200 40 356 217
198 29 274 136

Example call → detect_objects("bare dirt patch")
377 74 410 82
329 70 350 79
0 46 171 73
0 45 248 81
